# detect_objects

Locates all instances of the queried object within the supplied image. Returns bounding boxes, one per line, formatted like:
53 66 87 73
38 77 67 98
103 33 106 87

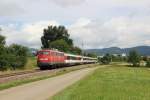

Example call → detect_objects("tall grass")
25 57 37 70
52 64 150 100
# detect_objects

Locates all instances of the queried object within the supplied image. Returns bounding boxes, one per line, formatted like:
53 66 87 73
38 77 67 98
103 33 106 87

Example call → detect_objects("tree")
0 47 8 71
87 53 97 57
41 25 81 54
49 39 70 52
41 25 73 49
99 53 111 64
0 35 5 46
128 50 141 67
0 33 8 71
71 46 82 55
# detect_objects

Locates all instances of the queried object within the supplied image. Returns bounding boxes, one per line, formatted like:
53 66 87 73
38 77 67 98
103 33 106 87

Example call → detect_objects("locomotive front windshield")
38 51 49 55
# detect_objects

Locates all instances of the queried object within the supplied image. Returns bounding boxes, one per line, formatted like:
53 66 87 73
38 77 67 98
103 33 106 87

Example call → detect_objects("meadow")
52 64 150 100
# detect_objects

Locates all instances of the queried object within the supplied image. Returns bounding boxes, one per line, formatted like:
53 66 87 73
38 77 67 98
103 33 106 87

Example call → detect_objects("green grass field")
52 64 150 100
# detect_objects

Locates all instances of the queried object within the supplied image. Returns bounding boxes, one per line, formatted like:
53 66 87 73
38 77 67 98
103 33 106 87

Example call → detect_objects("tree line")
98 50 150 67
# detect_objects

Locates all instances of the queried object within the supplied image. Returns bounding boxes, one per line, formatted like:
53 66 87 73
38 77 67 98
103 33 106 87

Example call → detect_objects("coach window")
57 53 59 56
58 53 60 56
41 51 49 55
72 56 74 60
60 53 62 56
71 56 75 60
56 52 58 56
59 53 61 56
70 56 73 60
67 56 70 60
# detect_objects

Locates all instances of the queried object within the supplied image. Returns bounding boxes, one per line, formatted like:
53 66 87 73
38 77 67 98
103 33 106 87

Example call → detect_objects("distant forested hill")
85 46 150 56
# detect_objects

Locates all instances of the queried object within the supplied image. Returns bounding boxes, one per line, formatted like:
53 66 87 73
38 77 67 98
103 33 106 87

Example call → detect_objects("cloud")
0 17 150 49
51 0 86 7
69 17 150 49
0 0 150 23
0 21 59 48
0 0 24 16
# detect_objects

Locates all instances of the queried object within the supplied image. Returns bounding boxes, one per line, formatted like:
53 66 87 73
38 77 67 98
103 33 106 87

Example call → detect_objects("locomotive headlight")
44 58 48 60
40 58 48 60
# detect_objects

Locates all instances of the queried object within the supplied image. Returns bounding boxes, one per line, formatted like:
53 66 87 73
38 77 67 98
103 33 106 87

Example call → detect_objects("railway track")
0 64 96 84
0 69 54 84
0 69 41 79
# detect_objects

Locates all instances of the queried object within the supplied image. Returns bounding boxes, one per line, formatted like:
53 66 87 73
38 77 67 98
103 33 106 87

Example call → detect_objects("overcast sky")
0 0 150 49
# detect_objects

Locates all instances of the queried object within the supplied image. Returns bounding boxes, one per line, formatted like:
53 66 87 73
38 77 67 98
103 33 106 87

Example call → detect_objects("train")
37 49 97 70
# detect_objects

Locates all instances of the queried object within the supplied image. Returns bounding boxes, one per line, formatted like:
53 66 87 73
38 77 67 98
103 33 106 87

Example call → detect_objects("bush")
128 50 141 67
146 60 150 67
0 46 8 71
0 55 8 71
0 34 28 71
7 44 28 70
99 53 111 64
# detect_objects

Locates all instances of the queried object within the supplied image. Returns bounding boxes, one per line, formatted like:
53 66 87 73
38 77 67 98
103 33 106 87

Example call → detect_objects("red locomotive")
37 49 97 70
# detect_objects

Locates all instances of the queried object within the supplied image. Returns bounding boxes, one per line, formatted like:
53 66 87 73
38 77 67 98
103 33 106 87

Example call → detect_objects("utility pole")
81 41 84 56
0 27 1 30
81 41 85 62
